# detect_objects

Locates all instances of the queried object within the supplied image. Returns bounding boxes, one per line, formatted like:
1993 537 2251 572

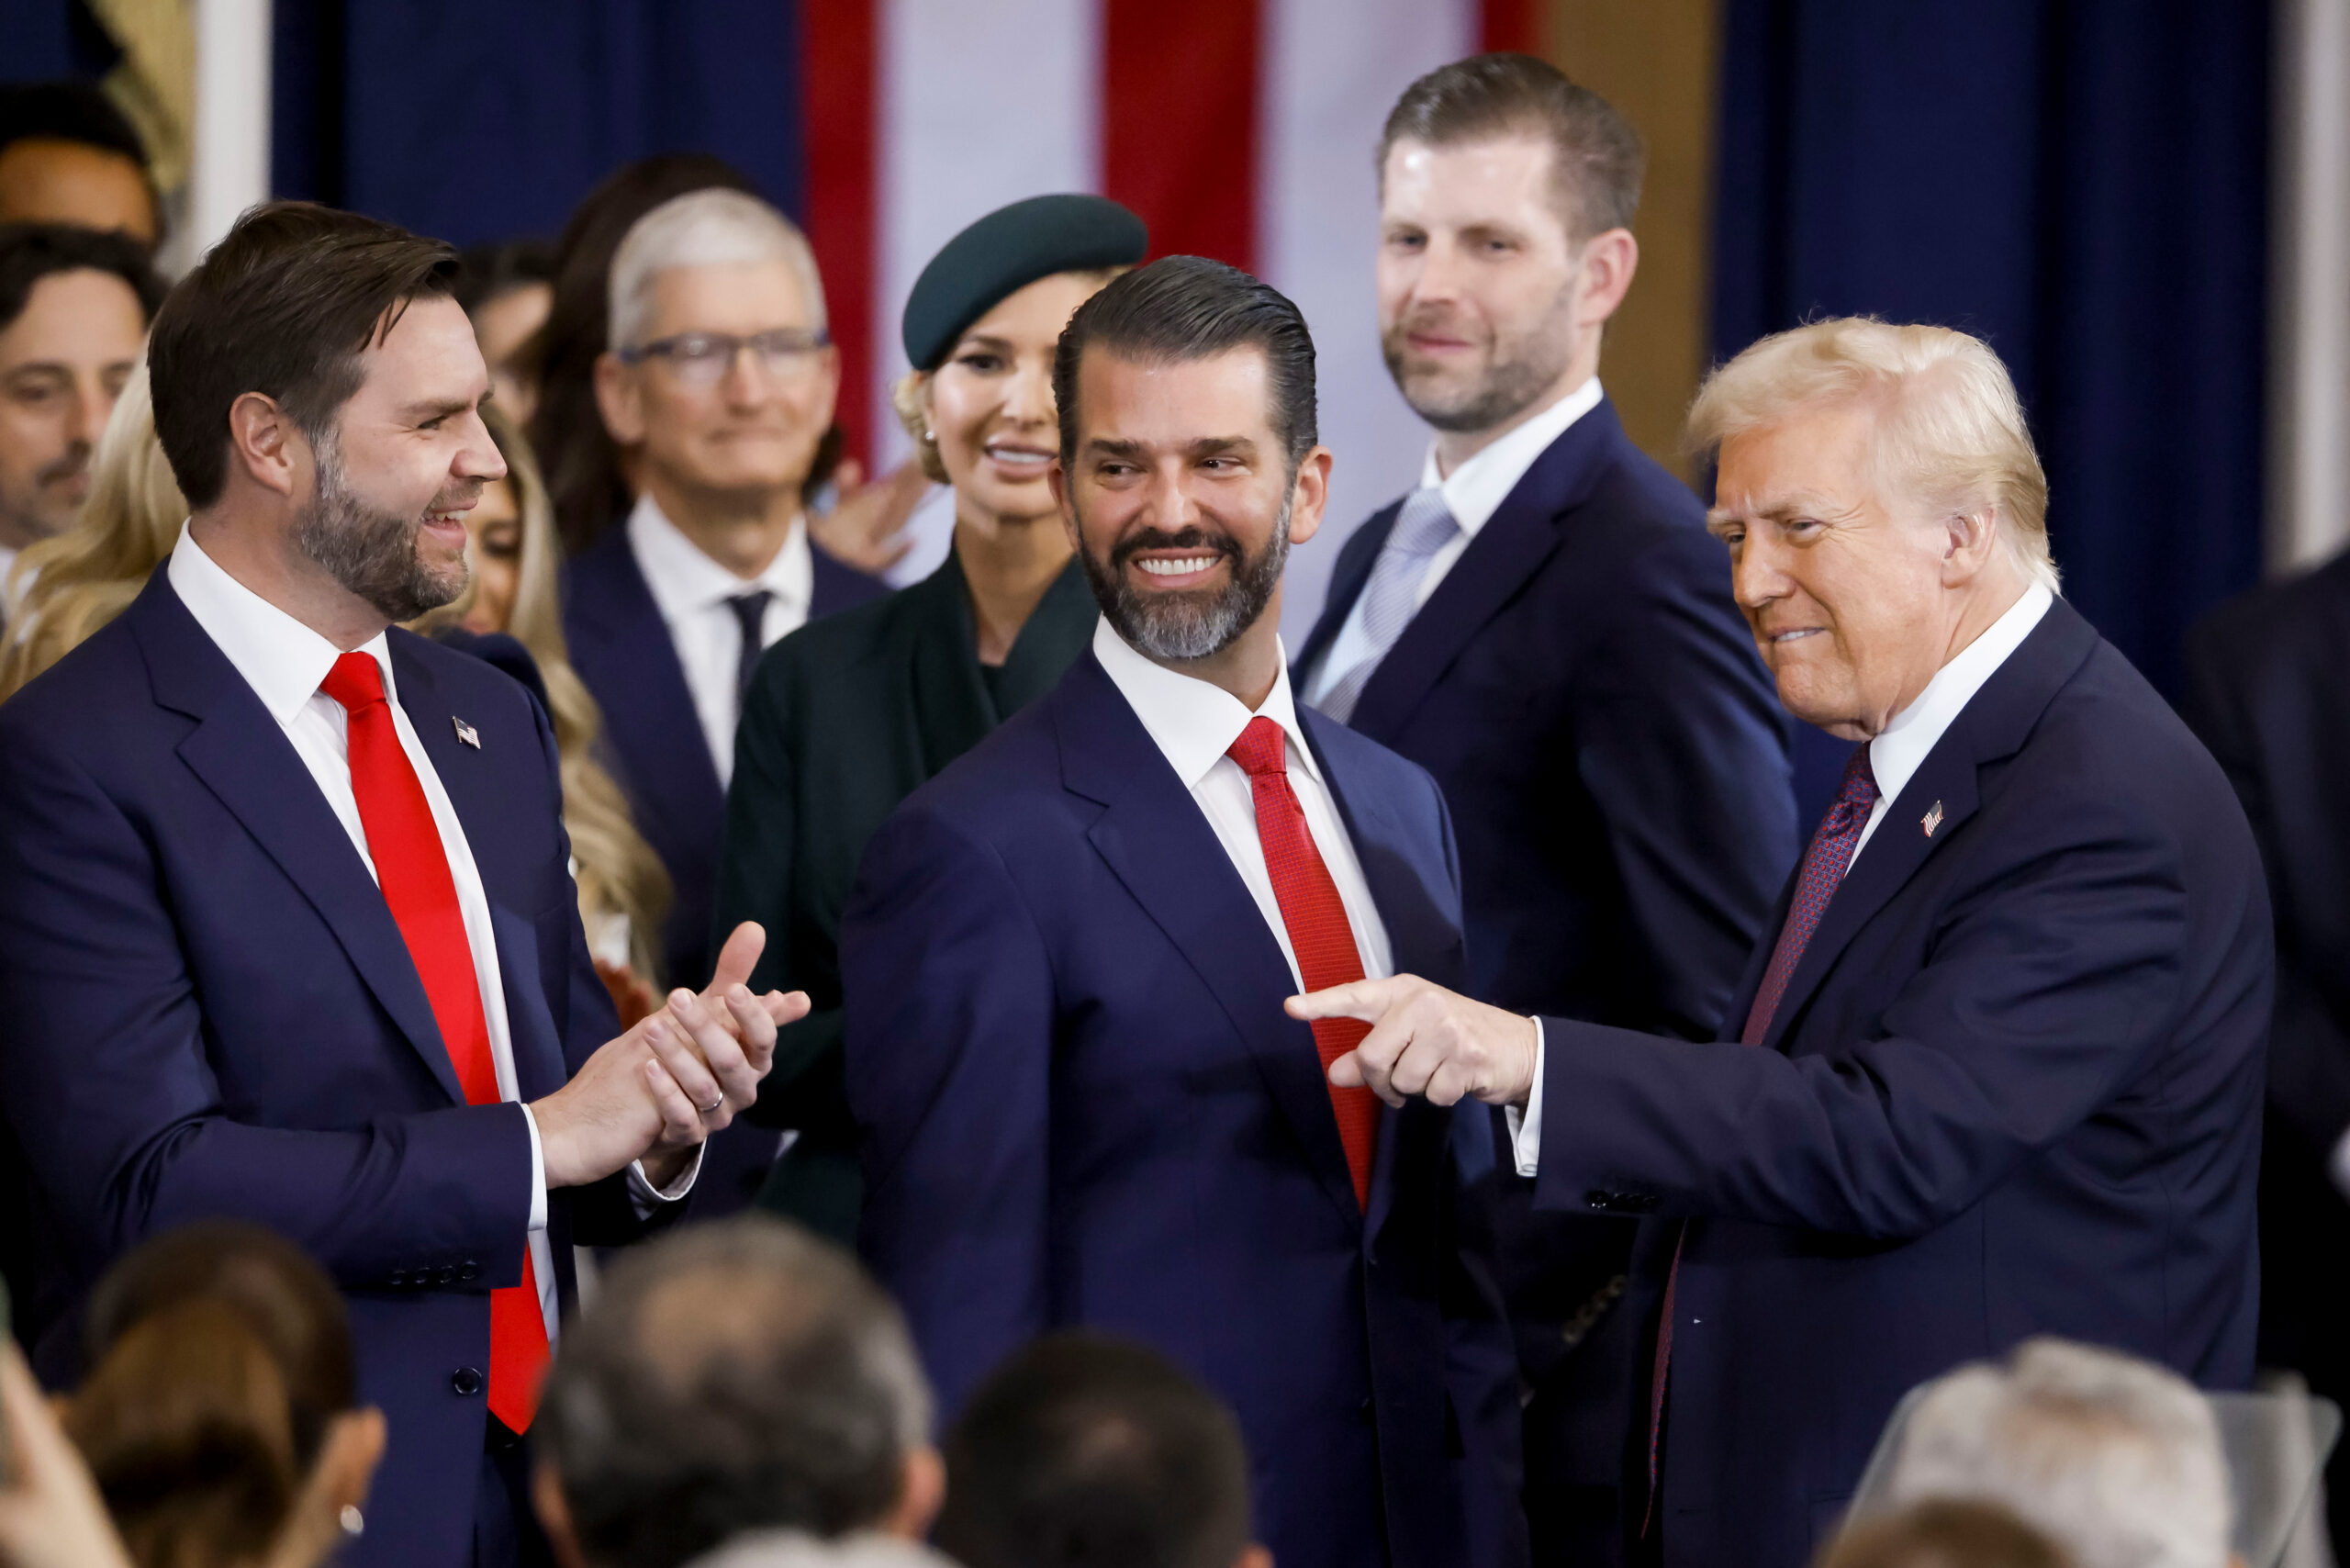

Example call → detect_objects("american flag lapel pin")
453 716 481 750
1921 800 1944 837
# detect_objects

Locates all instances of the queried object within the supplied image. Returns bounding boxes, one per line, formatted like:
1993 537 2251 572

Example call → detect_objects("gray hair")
1883 1338 2232 1568
608 188 828 351
538 1217 934 1568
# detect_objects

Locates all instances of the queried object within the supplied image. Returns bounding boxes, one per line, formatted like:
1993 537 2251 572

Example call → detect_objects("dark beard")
1382 287 1580 433
1077 501 1289 663
295 440 466 622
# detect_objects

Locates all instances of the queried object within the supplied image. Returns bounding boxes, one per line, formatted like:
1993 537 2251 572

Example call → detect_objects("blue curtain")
272 0 808 244
1713 0 2270 819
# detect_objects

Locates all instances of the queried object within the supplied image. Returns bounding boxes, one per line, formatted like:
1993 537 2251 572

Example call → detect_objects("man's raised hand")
1287 975 1539 1110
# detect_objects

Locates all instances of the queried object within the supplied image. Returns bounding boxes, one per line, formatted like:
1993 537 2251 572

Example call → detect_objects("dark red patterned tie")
1227 716 1381 1210
321 652 550 1431
1645 745 1878 1531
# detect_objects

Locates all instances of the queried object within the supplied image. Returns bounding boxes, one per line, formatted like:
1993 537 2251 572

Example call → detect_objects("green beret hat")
901 193 1148 372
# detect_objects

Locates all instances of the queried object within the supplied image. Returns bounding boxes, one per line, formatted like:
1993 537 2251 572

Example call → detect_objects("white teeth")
987 446 1050 465
1136 556 1218 577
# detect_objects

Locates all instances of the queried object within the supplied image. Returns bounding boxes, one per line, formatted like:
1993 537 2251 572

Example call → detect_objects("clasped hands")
1287 975 1539 1110
532 922 810 1190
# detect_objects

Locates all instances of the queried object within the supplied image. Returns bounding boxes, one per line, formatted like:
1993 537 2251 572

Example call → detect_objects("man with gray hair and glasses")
1872 1338 2235 1568
1283 317 2269 1567
531 1215 952 1568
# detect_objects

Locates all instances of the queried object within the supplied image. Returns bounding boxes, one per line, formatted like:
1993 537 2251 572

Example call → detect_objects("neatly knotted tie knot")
1824 745 1881 830
319 650 387 713
1225 715 1289 778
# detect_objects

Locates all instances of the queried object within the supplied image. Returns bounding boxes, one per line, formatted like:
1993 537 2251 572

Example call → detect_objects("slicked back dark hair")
0 221 164 333
148 201 459 509
936 1332 1254 1568
1379 52 1646 241
1054 254 1316 472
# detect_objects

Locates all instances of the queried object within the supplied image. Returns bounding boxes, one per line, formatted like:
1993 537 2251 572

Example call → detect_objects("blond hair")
0 360 187 700
1687 318 2059 593
409 404 672 984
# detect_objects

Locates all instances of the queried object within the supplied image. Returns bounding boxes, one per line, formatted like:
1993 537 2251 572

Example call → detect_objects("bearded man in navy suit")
1293 318 2269 1568
0 204 805 1568
842 257 1525 1568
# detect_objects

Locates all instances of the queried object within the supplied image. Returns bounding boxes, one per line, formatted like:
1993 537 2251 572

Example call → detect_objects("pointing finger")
1286 976 1401 1025
706 922 767 996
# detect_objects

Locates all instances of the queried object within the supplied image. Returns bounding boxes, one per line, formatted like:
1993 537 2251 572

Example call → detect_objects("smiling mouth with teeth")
985 444 1053 467
1136 555 1222 577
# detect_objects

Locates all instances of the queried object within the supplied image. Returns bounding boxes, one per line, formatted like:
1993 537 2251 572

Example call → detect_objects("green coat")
716 546 1096 1242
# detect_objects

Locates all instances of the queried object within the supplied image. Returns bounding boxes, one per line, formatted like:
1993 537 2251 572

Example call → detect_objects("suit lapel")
134 578 465 1105
1758 599 2105 1051
1294 498 1400 682
1055 656 1364 1226
1347 401 1623 737
565 532 723 819
905 553 1000 776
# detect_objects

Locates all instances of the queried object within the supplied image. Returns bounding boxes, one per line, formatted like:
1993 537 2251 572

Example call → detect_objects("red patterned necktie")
320 652 549 1432
1645 745 1879 1532
1226 716 1382 1210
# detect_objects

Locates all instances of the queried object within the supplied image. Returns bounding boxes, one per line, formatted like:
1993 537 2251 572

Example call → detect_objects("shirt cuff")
1502 1017 1546 1178
521 1104 548 1233
628 1145 702 1215
2330 1125 2350 1202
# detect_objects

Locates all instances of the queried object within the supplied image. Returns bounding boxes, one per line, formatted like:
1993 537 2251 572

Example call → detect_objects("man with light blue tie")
1292 54 1796 1563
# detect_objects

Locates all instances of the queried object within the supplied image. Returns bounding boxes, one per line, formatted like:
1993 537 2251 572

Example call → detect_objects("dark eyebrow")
1188 436 1257 460
402 397 476 423
1083 436 1148 462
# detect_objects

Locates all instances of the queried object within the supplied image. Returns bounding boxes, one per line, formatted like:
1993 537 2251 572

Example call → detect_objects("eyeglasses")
618 329 832 387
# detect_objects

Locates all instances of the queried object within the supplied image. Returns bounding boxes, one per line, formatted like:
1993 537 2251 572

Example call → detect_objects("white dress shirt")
1304 376 1604 705
627 494 815 785
170 524 690 1337
1091 619 1393 991
1506 581 2060 1177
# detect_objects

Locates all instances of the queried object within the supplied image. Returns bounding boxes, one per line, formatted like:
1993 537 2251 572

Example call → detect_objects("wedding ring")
699 1096 725 1114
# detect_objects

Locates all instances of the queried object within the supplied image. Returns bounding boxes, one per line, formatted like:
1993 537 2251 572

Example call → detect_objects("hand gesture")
533 922 810 1189
807 457 929 576
1287 975 1539 1109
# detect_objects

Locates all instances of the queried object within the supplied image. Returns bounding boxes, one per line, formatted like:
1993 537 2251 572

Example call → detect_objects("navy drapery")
272 1 808 244
1713 0 2269 818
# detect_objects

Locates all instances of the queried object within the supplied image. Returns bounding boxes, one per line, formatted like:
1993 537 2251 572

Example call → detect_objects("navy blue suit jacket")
561 523 885 992
841 653 1526 1568
0 570 655 1568
1530 598 2268 1568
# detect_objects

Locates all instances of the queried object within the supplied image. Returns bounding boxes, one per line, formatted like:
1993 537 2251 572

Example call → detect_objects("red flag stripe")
1102 0 1259 273
802 0 879 465
1481 0 1538 54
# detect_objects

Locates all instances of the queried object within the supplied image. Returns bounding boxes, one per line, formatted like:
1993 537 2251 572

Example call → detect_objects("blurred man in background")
936 1332 1271 1568
0 222 162 620
1292 54 1796 1561
532 1217 946 1568
0 83 161 249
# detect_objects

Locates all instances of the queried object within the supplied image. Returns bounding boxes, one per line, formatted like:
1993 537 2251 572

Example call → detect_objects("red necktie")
320 651 549 1432
1226 716 1381 1210
1645 745 1879 1532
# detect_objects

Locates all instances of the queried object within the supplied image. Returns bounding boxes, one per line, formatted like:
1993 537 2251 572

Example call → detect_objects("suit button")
1584 1190 1618 1211
459 1262 481 1282
435 1266 458 1287
451 1367 485 1397
387 1270 408 1288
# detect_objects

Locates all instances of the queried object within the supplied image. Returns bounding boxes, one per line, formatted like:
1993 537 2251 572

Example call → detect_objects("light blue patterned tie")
1315 486 1460 724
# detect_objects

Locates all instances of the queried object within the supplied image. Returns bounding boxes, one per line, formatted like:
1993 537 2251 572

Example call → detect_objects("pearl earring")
923 428 935 442
341 1505 365 1536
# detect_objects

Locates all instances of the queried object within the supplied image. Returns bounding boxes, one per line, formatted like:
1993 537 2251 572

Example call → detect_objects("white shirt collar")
625 493 811 622
1417 376 1604 537
1867 581 2056 812
167 522 397 723
1091 616 1322 789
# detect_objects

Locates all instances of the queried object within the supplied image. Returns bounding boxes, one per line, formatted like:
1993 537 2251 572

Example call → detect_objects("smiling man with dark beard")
841 255 1528 1568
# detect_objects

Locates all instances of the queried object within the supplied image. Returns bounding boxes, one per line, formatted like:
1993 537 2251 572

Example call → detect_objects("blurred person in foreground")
2182 558 2350 1550
565 189 885 1004
1818 1502 2073 1568
0 84 161 249
0 1337 134 1568
531 1216 949 1568
935 1332 1270 1568
843 256 1524 1568
1868 1338 2234 1568
63 1222 385 1568
0 201 804 1568
1292 53 1797 1559
1283 318 2269 1567
459 240 555 428
0 223 162 622
409 400 672 1018
716 193 1141 1242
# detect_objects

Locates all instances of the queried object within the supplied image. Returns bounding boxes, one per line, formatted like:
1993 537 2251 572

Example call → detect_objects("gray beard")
295 438 465 623
1080 498 1291 663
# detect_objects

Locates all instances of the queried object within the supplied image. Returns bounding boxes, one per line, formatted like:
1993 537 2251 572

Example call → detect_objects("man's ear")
593 353 644 447
226 391 306 499
1050 461 1081 551
532 1462 592 1568
1286 446 1333 547
1939 507 2003 585
1235 1545 1274 1568
1573 227 1639 331
884 1446 946 1540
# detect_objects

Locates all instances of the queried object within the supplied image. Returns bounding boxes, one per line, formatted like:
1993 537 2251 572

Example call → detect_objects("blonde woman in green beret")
715 195 1146 1238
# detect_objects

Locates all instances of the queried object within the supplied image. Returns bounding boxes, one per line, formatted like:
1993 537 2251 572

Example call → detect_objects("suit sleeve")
1531 790 2209 1240
0 725 535 1293
841 801 1054 1415
1574 525 1796 1038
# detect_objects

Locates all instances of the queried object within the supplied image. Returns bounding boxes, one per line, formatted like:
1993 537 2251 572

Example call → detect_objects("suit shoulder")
889 689 1068 829
388 628 543 724
1302 709 1447 814
2011 637 2249 843
0 610 149 749
762 582 912 674
2187 551 2350 683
